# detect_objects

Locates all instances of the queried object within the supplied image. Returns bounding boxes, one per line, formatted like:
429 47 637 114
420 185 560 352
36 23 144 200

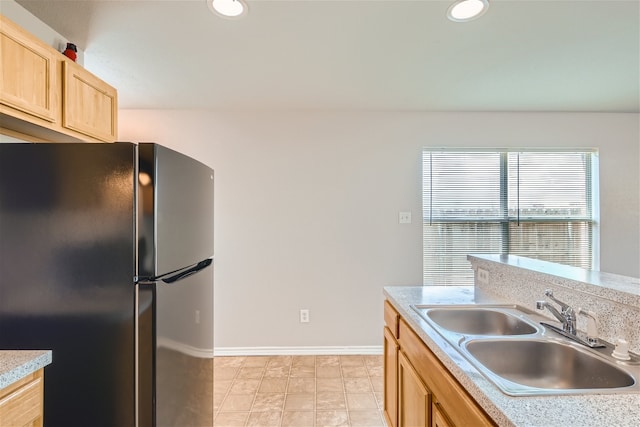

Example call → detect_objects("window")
422 149 598 285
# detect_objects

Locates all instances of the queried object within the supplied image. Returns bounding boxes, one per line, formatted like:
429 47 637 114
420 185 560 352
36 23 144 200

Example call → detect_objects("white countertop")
383 285 640 427
0 350 52 389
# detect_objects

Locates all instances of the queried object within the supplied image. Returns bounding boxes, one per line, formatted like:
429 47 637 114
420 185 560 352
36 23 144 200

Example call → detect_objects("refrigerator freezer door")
137 144 214 277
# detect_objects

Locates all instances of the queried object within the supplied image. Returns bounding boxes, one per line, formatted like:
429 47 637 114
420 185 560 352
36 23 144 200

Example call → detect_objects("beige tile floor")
214 355 386 427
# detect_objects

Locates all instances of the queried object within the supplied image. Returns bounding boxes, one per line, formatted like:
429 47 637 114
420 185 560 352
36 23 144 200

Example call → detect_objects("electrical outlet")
399 211 412 224
300 309 310 323
477 268 489 285
195 310 200 324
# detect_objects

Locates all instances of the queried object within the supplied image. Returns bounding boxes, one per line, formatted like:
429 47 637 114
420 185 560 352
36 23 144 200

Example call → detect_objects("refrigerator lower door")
155 268 214 426
138 284 155 427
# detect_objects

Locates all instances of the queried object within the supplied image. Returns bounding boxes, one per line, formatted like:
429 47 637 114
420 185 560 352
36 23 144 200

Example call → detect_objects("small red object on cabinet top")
63 43 77 61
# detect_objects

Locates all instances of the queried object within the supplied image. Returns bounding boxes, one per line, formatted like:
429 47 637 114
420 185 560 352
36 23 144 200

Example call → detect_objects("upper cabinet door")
62 59 117 142
0 15 58 123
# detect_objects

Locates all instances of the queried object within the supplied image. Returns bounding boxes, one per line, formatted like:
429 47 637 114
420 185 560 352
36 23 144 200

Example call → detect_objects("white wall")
6 0 638 352
118 111 640 351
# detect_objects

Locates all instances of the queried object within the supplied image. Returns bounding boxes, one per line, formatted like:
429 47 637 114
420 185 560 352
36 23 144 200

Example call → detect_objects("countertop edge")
0 350 53 389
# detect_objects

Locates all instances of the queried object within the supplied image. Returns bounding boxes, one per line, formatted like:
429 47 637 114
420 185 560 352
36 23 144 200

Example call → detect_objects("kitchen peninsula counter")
0 350 52 389
383 285 640 427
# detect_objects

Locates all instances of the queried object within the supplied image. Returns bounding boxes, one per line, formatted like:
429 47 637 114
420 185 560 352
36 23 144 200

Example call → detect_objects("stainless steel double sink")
411 304 640 396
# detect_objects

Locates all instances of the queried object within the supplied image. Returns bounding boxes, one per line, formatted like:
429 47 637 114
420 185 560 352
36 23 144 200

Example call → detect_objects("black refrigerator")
0 142 214 427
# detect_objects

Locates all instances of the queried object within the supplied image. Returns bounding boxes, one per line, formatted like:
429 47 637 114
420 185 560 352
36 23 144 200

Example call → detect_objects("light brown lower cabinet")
383 301 400 427
384 300 495 427
0 368 44 427
384 326 400 427
398 351 430 426
432 401 454 427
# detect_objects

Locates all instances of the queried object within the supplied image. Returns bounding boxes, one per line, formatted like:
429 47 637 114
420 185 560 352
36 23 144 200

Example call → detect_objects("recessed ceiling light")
209 0 248 19
447 0 489 22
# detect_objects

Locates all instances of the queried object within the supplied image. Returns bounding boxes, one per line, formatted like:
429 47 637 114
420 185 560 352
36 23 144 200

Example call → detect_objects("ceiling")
14 0 640 112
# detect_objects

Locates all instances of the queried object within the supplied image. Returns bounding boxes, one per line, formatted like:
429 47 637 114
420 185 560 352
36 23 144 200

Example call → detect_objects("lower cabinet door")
398 351 430 427
0 369 44 427
383 326 399 427
432 401 454 427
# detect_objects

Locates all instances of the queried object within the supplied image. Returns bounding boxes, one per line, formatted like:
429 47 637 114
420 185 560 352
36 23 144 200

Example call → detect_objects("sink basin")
423 308 538 336
463 339 639 395
412 304 640 395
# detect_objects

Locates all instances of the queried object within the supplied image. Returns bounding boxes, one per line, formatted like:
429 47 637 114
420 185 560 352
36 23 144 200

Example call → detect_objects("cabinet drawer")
0 369 44 427
384 300 400 338
398 319 494 426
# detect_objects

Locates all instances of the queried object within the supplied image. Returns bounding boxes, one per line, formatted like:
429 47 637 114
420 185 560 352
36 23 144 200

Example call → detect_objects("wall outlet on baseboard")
300 309 310 323
477 268 490 285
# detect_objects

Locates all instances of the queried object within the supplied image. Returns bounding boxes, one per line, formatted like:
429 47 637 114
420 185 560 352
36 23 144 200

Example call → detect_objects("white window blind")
422 149 596 285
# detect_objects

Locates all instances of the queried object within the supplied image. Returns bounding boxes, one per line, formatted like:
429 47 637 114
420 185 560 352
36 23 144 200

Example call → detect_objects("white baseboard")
213 345 383 357
157 337 214 358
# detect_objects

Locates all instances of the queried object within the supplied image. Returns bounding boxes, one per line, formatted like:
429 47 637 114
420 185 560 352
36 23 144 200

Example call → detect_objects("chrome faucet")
536 289 576 335
536 290 605 348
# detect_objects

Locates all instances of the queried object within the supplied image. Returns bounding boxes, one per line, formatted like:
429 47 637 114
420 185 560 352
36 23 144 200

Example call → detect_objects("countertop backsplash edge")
468 254 640 354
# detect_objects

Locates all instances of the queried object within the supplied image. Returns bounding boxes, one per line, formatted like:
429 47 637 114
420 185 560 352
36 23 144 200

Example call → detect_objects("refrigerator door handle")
135 257 213 285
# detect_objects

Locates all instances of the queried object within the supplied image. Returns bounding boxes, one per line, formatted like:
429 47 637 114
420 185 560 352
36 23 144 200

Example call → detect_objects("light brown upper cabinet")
62 59 117 141
0 15 59 124
0 14 117 142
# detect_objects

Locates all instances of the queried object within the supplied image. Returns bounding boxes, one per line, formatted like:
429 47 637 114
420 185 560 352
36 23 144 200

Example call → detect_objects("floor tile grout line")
282 355 294 427
245 356 264 427
367 364 383 413
313 356 317 427
343 356 351 426
214 356 244 421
